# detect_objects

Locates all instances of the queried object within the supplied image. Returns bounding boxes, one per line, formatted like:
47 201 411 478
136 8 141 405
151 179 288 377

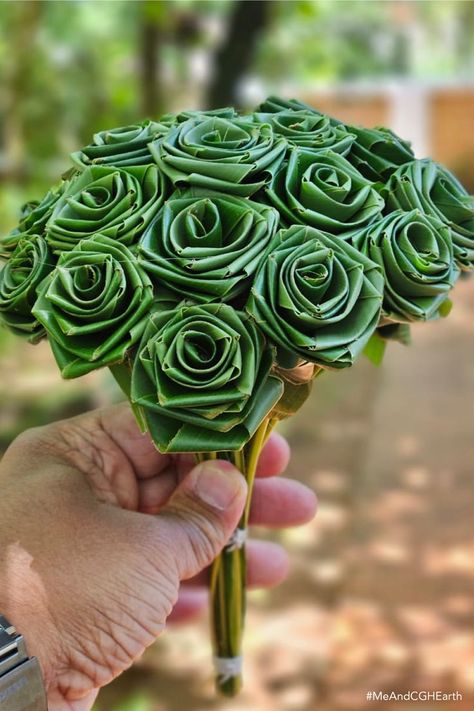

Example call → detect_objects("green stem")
205 418 275 696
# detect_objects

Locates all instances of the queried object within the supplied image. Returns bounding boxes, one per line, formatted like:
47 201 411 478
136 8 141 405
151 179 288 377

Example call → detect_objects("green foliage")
0 0 472 207
363 332 386 367
257 0 474 84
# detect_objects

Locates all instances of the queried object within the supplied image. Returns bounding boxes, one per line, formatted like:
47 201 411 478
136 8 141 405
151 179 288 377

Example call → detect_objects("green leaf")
439 298 453 318
363 332 386 366
344 124 414 182
109 361 147 432
70 120 169 170
252 109 354 155
46 164 169 251
271 379 313 419
377 322 412 346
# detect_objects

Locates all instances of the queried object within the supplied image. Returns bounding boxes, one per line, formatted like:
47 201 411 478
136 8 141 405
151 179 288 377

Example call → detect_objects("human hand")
0 403 316 711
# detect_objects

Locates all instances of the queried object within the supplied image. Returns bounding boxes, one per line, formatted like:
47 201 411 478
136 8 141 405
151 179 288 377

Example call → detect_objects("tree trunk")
205 0 274 110
139 1 167 118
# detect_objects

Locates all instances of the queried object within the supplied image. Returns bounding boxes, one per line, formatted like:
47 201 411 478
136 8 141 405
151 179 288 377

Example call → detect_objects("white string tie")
213 655 243 683
225 527 247 552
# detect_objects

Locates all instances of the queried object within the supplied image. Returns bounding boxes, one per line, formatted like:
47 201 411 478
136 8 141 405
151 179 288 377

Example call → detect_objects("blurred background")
1 1 474 709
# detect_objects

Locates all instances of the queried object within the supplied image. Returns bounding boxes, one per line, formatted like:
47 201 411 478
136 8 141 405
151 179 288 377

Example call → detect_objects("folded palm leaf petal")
385 159 474 270
131 303 284 452
246 224 384 369
252 110 355 155
0 235 55 342
70 119 170 169
266 148 384 234
0 181 69 257
351 209 459 322
150 115 287 197
346 124 415 181
138 188 279 302
46 164 169 251
32 234 153 377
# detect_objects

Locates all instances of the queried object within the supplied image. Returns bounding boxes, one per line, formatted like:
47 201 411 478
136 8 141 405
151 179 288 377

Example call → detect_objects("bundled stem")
199 418 274 696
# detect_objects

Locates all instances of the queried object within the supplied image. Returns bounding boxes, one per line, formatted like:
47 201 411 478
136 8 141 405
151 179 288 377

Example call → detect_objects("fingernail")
193 461 246 510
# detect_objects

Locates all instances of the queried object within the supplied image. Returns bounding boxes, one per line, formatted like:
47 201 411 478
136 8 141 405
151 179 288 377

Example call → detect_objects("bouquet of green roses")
1 95 472 696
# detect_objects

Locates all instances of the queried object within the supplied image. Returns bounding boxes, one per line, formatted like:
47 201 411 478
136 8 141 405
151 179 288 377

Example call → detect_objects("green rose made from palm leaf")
256 96 314 114
255 96 342 125
252 110 355 155
246 224 384 369
0 181 68 257
385 159 474 270
159 107 238 126
70 120 170 169
346 125 414 182
0 235 54 342
131 303 284 452
46 164 168 251
351 209 459 323
266 148 384 234
138 190 279 302
32 234 153 378
149 115 287 197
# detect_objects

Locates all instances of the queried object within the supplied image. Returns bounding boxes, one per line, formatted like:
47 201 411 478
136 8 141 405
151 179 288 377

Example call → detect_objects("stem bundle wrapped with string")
1 96 472 696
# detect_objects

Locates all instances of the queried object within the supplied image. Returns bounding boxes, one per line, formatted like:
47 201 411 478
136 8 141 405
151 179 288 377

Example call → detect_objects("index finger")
99 402 172 479
256 430 291 478
101 403 290 480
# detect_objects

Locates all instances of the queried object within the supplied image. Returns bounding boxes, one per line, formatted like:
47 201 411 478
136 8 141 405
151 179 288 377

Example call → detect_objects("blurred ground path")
339 274 474 709
95 277 474 711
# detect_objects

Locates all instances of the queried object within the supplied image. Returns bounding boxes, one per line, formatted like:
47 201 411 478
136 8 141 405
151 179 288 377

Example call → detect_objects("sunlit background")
1 2 474 710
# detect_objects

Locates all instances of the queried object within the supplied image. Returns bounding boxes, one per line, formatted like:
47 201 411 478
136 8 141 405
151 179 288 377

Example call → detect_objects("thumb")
154 459 247 580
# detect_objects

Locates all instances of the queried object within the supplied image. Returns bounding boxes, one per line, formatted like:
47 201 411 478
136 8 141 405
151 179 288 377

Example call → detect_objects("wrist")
0 557 54 689
0 614 48 710
0 499 59 693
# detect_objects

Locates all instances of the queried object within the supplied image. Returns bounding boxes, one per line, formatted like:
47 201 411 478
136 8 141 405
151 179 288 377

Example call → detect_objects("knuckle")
181 509 224 571
12 425 43 447
5 425 49 459
137 519 181 590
